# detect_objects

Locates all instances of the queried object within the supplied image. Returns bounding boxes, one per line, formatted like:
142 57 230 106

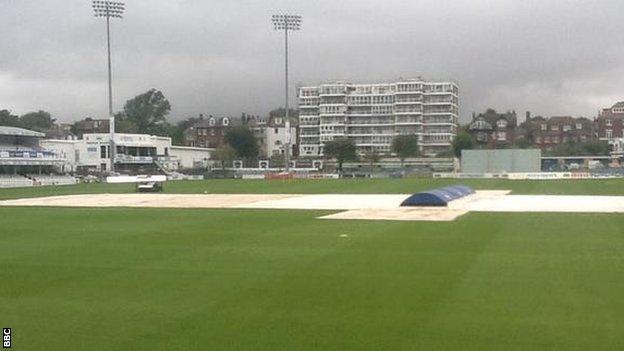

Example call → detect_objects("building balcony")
347 113 374 117
319 102 347 107
421 142 452 146
353 142 392 147
114 154 156 164
348 133 395 137
0 148 66 166
319 92 347 97
394 100 423 105
423 112 456 116
394 111 423 115
318 113 347 117
422 121 456 126
424 91 457 96
347 122 395 127
422 132 454 136
395 121 422 125
423 101 456 106
394 90 424 95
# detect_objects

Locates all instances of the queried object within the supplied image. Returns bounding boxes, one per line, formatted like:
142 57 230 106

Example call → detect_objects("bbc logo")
3 328 10 349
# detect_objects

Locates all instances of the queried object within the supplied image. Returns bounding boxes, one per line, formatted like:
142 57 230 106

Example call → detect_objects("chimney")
526 111 531 121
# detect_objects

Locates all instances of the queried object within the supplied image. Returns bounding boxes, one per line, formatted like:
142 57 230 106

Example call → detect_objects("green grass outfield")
1 179 624 350
2 177 624 200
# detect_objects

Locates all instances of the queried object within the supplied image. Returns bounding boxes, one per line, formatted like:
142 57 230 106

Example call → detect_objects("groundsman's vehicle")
136 181 163 193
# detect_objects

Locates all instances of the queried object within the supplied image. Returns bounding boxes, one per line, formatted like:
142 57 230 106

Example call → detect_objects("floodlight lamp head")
93 1 125 19
271 14 302 31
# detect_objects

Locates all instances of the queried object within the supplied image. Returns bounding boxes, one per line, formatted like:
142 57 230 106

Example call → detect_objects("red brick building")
596 101 624 140
524 116 595 151
467 109 518 148
71 118 109 137
184 115 239 148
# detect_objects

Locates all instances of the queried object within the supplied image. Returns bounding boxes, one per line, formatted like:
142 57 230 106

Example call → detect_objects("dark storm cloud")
1 0 623 122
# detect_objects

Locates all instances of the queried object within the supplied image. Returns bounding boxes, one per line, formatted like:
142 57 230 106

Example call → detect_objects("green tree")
19 110 55 131
515 137 531 149
212 145 237 171
451 131 474 158
224 126 259 160
547 140 610 157
582 141 609 156
169 116 204 146
0 110 21 127
269 107 299 119
391 134 419 166
113 112 140 134
324 138 357 174
120 89 171 135
436 149 456 158
362 150 381 174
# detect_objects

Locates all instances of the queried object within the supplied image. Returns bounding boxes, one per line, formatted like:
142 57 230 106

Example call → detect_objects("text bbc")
3 328 10 349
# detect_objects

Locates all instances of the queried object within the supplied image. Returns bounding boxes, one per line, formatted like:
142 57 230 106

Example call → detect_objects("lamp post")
93 1 124 173
272 14 302 173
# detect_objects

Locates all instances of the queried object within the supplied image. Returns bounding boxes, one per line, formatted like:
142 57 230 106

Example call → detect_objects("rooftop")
0 126 45 138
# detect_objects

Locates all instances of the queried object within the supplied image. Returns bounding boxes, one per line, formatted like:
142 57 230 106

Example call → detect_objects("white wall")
265 126 297 157
169 146 212 169
40 139 81 172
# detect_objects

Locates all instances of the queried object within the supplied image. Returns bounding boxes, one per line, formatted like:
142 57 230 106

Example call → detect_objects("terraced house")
524 115 595 151
597 101 624 140
298 79 458 157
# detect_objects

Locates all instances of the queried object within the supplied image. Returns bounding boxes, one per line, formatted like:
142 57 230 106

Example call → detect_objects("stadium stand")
0 174 33 188
401 185 475 207
0 126 75 188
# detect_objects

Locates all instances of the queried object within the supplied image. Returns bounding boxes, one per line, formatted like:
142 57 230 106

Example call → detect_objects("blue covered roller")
441 185 475 197
400 185 475 207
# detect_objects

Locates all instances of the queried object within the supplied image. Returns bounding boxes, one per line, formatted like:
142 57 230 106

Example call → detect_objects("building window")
496 119 508 128
551 125 559 131
541 124 547 131
606 130 613 139
606 119 612 127
563 125 571 132
576 123 582 130
497 131 506 141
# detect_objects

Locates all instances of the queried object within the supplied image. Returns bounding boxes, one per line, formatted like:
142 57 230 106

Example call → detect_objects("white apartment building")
298 79 458 157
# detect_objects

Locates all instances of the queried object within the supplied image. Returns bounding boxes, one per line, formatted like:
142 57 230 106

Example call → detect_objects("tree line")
0 89 183 141
450 130 609 158
2 93 610 162
0 110 56 132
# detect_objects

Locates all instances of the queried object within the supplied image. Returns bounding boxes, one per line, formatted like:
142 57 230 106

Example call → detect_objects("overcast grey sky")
1 0 623 123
